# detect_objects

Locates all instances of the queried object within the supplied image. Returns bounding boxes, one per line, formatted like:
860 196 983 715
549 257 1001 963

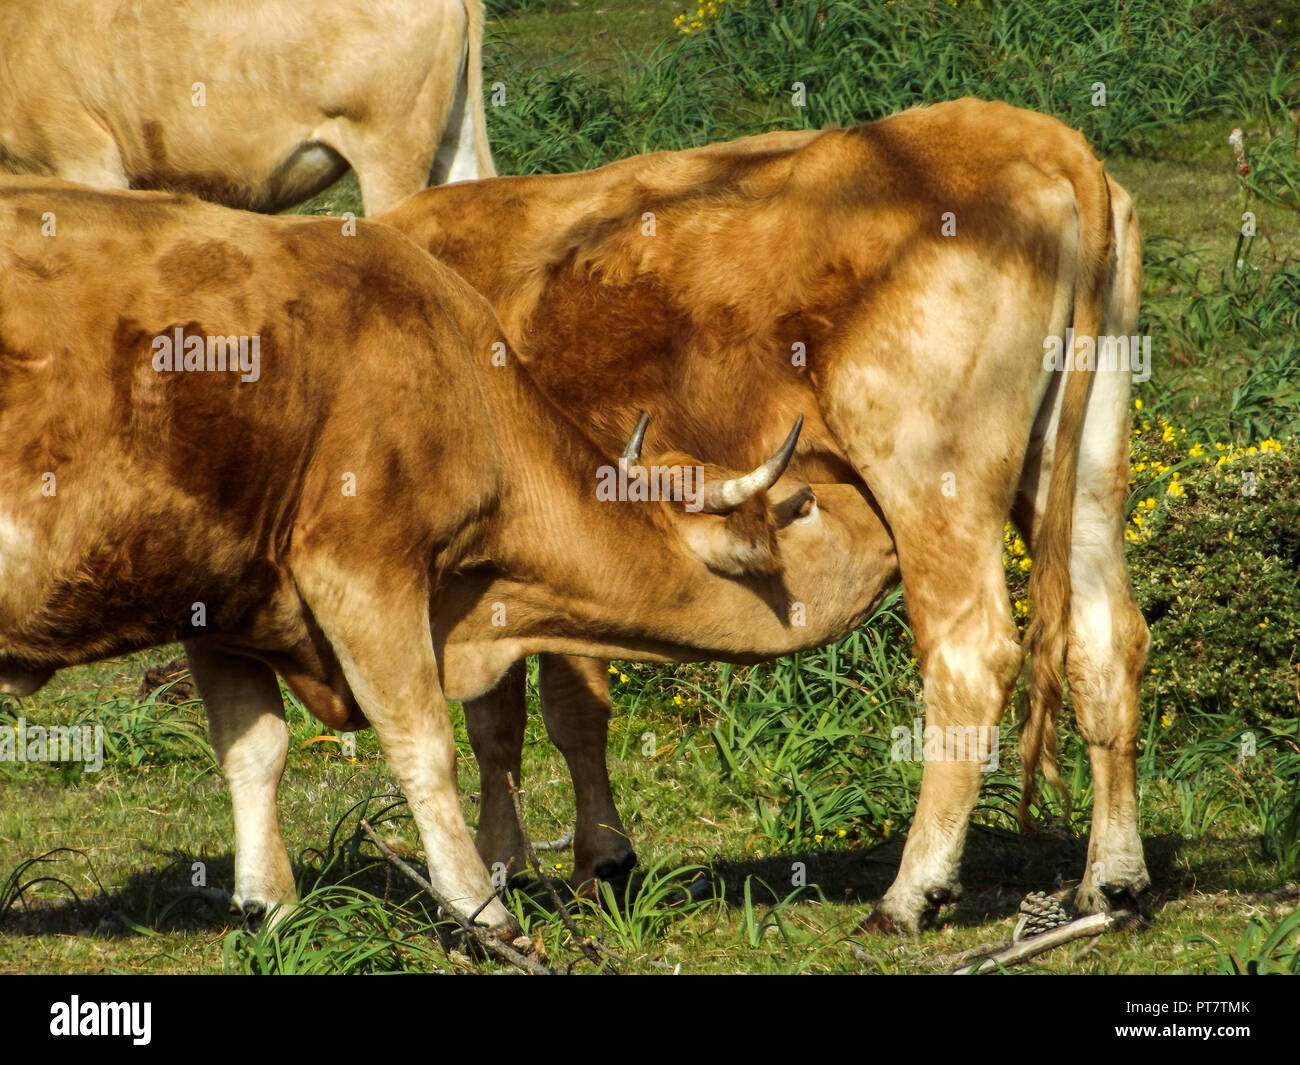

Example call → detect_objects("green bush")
486 0 1298 175
1125 425 1298 726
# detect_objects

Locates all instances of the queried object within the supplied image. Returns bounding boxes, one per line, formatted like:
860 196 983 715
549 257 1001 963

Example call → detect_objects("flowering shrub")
674 0 729 35
1005 409 1297 725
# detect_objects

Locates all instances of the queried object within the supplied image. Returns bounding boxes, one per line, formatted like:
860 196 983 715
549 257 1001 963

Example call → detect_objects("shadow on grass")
0 828 1273 941
0 845 441 939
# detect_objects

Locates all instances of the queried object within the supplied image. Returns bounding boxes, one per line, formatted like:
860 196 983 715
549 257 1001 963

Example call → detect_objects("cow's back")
383 100 1108 483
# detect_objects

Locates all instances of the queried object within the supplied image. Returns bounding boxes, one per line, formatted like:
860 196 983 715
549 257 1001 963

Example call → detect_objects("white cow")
0 0 494 213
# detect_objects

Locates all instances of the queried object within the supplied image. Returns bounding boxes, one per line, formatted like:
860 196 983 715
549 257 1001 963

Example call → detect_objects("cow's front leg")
294 561 516 935
464 660 529 879
186 640 296 925
539 654 636 884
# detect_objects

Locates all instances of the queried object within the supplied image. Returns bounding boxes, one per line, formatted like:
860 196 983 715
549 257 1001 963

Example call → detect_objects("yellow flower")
608 664 618 674
619 673 629 683
1160 714 1170 728
672 694 684 706
837 828 847 838
1134 398 1143 411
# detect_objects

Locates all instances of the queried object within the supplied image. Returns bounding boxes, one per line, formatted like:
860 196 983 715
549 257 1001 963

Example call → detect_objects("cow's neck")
445 361 797 677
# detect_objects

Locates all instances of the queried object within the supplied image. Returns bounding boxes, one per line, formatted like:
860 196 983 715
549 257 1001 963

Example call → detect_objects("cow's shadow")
694 827 1259 930
0 846 438 939
0 828 1268 940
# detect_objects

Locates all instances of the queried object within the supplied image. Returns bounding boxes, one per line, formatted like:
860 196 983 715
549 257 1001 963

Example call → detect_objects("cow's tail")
463 0 497 177
1017 157 1112 831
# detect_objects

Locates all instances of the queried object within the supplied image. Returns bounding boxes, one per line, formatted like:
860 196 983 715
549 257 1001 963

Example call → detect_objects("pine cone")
1016 890 1069 937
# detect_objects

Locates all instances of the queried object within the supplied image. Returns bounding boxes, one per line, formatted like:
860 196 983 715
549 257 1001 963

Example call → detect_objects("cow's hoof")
592 850 638 881
232 892 294 932
232 897 268 932
571 850 638 895
1076 877 1147 918
859 885 958 935
454 920 527 964
857 908 910 935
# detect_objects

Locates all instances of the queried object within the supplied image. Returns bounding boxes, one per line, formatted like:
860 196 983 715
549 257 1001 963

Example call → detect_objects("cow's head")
618 413 814 577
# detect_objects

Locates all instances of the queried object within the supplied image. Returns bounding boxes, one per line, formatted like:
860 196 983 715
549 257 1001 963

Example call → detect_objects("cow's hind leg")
539 654 636 884
819 245 1059 932
865 527 1023 932
293 558 515 934
325 17 466 213
186 640 296 925
464 660 529 880
1064 418 1150 916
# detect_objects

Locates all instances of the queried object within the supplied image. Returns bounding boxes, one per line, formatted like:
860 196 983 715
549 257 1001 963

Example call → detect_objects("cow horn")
619 412 650 466
699 414 804 513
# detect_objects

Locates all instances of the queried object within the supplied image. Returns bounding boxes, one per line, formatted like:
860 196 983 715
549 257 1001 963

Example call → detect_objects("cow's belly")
257 142 351 214
128 139 349 215
0 503 292 671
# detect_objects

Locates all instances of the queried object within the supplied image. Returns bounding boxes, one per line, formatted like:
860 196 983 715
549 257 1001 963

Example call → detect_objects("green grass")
485 0 686 71
3 0 1299 975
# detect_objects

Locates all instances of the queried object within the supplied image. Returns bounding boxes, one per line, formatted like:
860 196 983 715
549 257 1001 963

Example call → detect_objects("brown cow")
0 0 494 213
379 98 1152 932
0 177 899 936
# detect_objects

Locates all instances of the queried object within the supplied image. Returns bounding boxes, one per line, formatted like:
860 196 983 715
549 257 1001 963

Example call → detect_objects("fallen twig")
532 831 575 853
1242 883 1300 905
506 773 615 973
359 818 554 975
947 911 1123 974
924 939 1013 971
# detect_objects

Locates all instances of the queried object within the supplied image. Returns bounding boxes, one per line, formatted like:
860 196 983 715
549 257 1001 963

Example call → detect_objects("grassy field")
2 0 1298 975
